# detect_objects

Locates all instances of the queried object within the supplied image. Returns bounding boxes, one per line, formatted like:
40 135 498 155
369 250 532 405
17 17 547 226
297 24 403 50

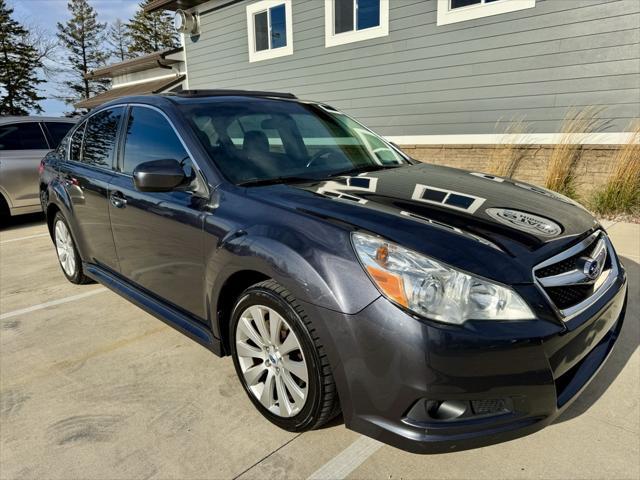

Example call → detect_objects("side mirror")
132 159 186 192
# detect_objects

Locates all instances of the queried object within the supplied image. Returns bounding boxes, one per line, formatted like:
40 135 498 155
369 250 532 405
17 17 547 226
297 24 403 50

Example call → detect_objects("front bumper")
302 268 628 454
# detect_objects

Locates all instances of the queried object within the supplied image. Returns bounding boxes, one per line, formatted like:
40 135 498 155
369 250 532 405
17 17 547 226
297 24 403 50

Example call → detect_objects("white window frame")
325 0 389 48
246 0 293 62
437 0 535 26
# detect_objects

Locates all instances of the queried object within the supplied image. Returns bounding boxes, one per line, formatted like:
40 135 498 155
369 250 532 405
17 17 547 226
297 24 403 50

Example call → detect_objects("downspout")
156 49 185 91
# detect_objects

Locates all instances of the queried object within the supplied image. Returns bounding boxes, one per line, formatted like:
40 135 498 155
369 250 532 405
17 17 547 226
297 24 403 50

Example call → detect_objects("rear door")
108 105 207 319
0 121 50 211
59 108 124 270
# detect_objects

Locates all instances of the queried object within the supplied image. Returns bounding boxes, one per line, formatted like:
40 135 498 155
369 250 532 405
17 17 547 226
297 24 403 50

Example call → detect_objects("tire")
230 280 341 432
0 194 9 221
52 212 92 284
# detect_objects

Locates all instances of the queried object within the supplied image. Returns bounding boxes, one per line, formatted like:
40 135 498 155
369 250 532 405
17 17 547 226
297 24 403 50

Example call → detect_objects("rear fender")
45 180 89 260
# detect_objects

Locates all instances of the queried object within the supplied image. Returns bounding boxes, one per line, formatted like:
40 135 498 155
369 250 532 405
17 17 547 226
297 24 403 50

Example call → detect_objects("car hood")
247 163 600 284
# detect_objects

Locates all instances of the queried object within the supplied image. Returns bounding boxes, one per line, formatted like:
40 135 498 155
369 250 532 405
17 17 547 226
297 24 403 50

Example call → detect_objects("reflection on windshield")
180 99 408 185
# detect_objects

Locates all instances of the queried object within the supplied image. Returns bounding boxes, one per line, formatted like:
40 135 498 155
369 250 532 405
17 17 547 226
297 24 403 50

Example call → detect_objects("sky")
9 0 140 116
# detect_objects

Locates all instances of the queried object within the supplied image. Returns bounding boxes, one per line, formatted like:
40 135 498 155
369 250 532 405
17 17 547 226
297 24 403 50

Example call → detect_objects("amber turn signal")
366 265 408 307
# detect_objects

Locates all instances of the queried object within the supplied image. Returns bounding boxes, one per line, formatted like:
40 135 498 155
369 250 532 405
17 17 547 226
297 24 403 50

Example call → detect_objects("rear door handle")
110 191 127 208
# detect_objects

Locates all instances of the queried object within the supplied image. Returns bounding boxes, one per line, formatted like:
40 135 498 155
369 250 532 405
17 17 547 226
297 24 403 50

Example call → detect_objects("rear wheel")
0 194 9 221
230 280 340 431
53 212 92 284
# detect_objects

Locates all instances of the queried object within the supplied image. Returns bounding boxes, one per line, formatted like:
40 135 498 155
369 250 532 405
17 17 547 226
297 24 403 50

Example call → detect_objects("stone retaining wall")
400 144 621 199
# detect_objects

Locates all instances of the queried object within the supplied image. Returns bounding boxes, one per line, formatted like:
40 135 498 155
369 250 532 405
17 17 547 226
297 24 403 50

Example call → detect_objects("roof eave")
144 0 208 13
73 74 185 110
85 47 184 80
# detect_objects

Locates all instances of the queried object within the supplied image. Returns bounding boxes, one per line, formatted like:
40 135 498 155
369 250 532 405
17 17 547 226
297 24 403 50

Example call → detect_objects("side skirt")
84 263 223 356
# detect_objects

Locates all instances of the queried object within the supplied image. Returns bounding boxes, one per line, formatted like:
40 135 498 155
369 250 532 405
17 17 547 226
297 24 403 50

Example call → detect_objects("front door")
108 105 207 319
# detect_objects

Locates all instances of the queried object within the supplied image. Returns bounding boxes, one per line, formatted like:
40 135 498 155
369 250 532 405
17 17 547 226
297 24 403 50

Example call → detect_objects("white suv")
0 116 76 218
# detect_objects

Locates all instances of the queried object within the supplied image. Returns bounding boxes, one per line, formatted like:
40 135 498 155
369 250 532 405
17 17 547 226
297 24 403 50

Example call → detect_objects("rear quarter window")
80 108 123 168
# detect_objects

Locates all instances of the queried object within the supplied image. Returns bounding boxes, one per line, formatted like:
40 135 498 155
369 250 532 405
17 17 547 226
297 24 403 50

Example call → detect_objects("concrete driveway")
1 214 638 480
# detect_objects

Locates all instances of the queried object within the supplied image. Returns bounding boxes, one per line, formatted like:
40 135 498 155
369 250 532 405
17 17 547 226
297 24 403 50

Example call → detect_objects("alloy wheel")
55 220 76 277
235 305 309 417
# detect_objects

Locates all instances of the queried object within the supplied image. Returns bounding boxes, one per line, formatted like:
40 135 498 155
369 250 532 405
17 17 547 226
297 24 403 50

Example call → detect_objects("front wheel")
230 280 340 432
53 212 92 284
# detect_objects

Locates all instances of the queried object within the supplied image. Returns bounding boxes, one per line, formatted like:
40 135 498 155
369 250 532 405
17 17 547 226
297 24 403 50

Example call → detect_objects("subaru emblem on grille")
583 242 607 281
485 208 562 237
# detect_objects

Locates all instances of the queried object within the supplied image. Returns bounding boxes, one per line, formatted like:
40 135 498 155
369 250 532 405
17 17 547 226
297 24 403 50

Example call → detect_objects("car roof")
0 116 77 124
97 90 304 111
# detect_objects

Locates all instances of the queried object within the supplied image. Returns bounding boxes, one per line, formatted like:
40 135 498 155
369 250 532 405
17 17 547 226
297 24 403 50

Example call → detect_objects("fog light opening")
404 398 514 424
429 400 469 420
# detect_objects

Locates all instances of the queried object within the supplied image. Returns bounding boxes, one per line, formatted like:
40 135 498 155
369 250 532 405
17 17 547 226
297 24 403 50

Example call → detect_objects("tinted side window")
69 122 86 161
0 122 48 150
81 108 123 168
45 122 74 148
122 107 188 174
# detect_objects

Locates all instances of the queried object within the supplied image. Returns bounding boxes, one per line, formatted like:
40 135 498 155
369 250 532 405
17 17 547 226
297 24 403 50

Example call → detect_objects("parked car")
40 91 627 453
0 116 76 218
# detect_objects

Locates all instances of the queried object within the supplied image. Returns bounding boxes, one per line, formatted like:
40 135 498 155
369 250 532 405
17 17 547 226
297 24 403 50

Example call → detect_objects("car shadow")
555 255 639 423
317 413 345 429
0 212 46 231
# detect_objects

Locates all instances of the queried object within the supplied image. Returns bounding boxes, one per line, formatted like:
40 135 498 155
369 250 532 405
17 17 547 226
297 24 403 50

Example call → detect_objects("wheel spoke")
238 316 266 348
67 253 75 274
279 331 299 355
249 306 271 345
260 369 276 408
269 309 282 345
281 370 305 404
236 341 265 359
275 374 292 417
243 364 267 386
282 357 308 383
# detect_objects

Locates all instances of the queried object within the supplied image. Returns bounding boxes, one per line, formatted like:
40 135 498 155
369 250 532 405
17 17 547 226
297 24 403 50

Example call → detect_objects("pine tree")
128 0 178 56
107 19 132 62
56 0 109 104
0 0 45 115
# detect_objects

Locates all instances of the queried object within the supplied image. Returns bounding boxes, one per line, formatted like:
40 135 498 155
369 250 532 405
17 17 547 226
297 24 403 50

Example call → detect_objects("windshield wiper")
326 164 402 178
237 176 318 187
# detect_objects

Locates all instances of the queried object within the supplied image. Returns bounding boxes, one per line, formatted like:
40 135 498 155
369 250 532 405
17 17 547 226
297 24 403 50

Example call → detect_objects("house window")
325 0 389 48
246 0 293 62
437 0 535 26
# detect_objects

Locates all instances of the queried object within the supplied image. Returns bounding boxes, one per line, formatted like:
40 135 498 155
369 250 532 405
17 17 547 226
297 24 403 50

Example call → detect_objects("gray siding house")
147 0 640 146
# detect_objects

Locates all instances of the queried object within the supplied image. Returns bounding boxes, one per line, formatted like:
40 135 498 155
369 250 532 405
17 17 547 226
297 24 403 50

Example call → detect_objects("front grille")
545 284 594 309
534 231 615 317
536 240 599 278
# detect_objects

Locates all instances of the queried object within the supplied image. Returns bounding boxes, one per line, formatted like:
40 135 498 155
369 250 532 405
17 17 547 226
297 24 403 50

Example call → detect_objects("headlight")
352 232 535 324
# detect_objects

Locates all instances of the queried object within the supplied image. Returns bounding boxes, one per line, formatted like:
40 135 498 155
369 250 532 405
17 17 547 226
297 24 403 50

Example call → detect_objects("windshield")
179 99 410 185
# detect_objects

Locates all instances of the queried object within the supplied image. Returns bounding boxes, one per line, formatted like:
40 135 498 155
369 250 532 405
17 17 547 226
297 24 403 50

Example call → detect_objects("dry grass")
591 122 640 217
544 106 610 199
487 118 533 178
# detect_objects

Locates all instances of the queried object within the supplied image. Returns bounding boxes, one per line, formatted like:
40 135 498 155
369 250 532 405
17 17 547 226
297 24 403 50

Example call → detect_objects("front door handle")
110 191 127 208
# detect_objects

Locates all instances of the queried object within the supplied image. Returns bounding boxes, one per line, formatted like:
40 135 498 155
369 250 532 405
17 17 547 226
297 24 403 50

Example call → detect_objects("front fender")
206 226 380 338
242 227 379 313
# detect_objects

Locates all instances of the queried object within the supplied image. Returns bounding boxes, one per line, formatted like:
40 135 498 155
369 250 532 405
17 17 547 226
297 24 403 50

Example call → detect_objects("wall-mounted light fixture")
174 10 199 35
